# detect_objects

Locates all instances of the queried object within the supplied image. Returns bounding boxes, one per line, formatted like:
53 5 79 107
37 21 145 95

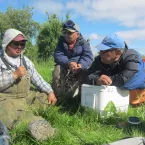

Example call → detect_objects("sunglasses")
10 41 26 49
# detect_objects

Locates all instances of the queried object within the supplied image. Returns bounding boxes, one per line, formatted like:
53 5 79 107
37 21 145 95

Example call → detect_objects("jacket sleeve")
0 59 15 92
0 71 15 92
110 54 139 87
85 57 101 85
78 42 93 70
25 57 53 94
54 43 69 68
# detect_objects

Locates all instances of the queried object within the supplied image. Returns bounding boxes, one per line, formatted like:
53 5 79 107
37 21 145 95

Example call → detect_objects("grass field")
9 59 145 145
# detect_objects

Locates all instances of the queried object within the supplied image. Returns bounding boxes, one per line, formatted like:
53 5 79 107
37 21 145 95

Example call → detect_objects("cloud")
66 0 145 28
88 28 145 49
32 0 145 48
89 33 102 40
32 0 65 14
116 29 145 42
32 0 145 28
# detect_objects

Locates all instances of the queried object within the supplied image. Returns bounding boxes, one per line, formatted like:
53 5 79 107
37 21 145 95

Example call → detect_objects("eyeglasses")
10 41 26 49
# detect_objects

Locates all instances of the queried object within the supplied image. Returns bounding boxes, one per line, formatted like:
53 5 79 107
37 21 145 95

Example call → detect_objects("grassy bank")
10 59 145 145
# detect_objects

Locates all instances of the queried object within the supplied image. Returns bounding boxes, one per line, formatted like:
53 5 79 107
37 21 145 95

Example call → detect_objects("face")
99 49 121 64
63 30 79 43
6 40 26 57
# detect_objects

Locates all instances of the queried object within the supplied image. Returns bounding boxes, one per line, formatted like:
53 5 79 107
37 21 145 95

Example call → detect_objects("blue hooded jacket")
54 35 93 70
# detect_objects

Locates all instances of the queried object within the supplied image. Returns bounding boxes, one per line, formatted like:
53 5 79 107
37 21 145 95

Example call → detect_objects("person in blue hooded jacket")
86 33 145 90
52 20 93 101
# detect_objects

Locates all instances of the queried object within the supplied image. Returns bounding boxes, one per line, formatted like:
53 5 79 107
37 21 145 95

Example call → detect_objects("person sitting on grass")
0 28 57 141
85 33 145 90
52 20 93 103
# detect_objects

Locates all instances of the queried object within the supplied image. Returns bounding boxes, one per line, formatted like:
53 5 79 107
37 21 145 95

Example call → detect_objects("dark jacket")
54 35 93 70
86 48 145 90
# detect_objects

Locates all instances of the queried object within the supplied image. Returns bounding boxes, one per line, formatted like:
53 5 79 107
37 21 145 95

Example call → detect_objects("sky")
1 0 145 55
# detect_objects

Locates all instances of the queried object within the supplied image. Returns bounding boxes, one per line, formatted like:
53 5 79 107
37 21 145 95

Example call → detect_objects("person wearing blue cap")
52 20 93 103
85 33 145 90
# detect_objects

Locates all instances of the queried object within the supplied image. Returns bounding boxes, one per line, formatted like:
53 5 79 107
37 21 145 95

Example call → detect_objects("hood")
2 28 26 50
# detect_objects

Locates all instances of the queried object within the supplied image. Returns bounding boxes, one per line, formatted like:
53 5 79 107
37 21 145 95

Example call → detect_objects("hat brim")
64 28 76 32
96 43 112 51
13 35 27 41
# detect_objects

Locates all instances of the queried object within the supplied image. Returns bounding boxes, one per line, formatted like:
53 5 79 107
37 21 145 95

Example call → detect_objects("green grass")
33 58 55 83
10 105 145 145
9 59 145 145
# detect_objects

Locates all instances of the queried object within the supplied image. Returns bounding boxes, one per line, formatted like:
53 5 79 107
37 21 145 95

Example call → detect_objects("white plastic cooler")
81 84 129 112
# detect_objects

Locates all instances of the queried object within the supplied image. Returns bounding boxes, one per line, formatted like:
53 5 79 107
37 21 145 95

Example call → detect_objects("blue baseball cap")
96 34 125 51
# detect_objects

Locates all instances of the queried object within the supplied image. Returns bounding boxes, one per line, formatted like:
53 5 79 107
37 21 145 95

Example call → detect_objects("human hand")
13 66 27 80
73 63 82 73
48 92 57 105
96 74 112 86
68 62 77 72
77 64 82 69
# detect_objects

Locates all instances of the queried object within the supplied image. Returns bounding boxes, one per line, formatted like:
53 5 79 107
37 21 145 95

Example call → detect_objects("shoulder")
0 49 4 57
94 55 100 62
77 35 87 45
123 49 140 61
55 36 67 50
126 49 139 55
77 36 90 49
23 56 34 67
0 57 4 67
0 49 6 67
57 36 65 44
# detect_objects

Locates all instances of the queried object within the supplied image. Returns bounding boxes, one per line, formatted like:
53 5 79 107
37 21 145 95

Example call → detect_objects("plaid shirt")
0 56 53 94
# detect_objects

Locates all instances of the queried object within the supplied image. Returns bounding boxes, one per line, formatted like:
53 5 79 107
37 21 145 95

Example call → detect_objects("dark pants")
52 65 84 103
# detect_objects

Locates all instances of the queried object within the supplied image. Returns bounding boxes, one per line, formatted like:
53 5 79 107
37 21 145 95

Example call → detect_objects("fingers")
69 63 82 73
48 92 57 105
100 79 110 85
13 66 27 80
68 62 77 72
97 79 110 85
97 75 112 86
77 64 82 68
100 75 112 85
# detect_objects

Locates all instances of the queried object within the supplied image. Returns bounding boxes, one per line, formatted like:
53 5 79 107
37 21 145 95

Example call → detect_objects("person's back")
122 49 145 89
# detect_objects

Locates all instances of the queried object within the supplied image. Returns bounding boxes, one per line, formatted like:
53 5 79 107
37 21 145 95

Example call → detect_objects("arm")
78 42 93 70
54 43 69 68
85 57 102 85
0 58 27 91
26 59 53 94
0 71 15 91
25 57 57 104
